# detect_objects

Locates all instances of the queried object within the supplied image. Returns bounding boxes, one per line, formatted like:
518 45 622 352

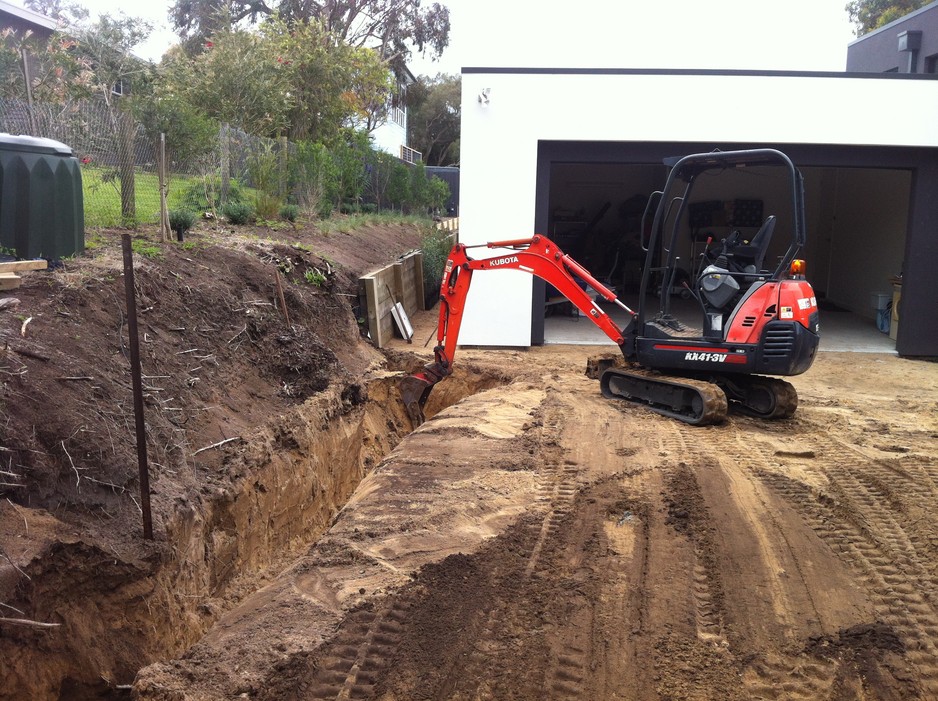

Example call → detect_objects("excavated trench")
4 363 502 701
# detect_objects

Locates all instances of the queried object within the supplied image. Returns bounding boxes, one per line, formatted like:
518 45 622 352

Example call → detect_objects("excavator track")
716 375 798 420
600 366 729 426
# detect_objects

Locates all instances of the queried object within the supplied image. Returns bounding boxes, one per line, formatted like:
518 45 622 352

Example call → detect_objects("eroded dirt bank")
0 221 440 699
136 319 938 701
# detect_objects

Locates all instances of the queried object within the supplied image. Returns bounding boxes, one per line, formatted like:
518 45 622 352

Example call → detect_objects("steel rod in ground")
121 234 153 540
275 268 291 326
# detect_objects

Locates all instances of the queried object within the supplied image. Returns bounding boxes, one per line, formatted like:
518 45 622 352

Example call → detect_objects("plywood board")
390 302 414 342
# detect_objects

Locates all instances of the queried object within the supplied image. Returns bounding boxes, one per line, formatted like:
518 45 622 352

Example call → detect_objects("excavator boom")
399 235 635 424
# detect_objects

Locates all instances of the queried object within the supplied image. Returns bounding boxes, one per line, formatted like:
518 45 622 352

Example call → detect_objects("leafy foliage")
420 223 454 304
169 209 196 237
266 19 392 141
407 73 460 166
291 141 340 218
169 0 450 73
331 130 371 210
128 93 218 164
72 13 153 107
160 28 293 137
845 0 929 34
0 29 91 102
246 140 285 217
181 176 245 212
222 201 254 224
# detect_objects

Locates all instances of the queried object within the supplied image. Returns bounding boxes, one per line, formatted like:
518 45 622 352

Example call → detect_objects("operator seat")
696 215 778 316
726 215 776 274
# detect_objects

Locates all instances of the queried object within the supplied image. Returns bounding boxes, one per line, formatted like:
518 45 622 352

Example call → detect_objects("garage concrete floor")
543 297 896 353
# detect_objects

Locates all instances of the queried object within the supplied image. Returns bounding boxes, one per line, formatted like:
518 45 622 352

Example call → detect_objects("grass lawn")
81 166 197 228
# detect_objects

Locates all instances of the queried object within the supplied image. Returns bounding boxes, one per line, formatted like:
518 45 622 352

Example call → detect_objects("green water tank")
0 133 84 260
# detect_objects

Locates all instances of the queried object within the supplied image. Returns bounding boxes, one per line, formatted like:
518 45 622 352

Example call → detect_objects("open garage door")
534 142 916 354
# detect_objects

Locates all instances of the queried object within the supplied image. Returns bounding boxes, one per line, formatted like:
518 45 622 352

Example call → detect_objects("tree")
845 0 929 35
0 28 90 103
407 72 459 166
128 92 218 164
2 0 90 103
160 27 294 137
72 14 153 108
23 0 88 25
170 0 450 72
265 18 393 141
72 14 154 225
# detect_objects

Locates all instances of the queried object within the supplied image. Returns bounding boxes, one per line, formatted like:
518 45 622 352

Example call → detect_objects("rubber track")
600 366 728 426
723 376 799 420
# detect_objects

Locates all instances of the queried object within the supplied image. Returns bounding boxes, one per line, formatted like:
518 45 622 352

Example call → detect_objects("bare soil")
3 219 938 701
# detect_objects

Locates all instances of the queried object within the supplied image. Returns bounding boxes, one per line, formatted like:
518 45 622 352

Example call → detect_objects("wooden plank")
0 273 22 291
362 276 385 348
392 263 406 314
0 260 47 273
413 252 425 311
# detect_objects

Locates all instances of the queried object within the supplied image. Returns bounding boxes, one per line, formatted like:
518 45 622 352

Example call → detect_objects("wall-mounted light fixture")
478 87 491 105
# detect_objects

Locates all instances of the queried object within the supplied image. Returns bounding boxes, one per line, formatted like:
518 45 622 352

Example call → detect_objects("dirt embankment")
0 220 440 699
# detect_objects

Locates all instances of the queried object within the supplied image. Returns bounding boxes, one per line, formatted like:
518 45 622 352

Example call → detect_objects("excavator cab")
592 149 820 422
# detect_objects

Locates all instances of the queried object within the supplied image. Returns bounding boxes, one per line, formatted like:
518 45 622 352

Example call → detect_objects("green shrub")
222 201 254 225
169 209 196 238
292 141 339 219
181 176 245 212
316 199 334 219
280 203 300 222
421 225 455 306
427 176 451 215
254 191 282 220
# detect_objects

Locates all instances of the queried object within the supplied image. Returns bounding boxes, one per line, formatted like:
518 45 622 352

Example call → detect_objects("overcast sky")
11 0 861 73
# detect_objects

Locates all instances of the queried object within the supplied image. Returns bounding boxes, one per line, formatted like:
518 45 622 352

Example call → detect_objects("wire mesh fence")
1 96 449 231
0 96 304 229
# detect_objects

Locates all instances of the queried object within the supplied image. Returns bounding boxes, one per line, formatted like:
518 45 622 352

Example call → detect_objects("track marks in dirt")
257 412 655 700
755 438 938 697
296 602 411 701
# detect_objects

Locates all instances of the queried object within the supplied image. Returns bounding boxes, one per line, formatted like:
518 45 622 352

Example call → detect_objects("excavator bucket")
398 374 433 426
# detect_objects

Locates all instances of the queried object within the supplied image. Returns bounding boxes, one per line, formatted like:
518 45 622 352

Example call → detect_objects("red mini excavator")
400 148 820 426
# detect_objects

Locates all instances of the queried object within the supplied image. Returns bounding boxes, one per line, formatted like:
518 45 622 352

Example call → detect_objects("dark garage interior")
532 141 936 356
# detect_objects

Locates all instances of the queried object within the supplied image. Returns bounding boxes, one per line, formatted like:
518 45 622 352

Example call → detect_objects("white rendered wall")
456 70 938 346
370 118 406 158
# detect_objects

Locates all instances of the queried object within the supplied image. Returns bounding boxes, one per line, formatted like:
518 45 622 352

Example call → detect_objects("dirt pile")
0 219 432 699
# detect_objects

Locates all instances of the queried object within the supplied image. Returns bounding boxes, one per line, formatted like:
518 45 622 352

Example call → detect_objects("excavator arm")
399 235 636 424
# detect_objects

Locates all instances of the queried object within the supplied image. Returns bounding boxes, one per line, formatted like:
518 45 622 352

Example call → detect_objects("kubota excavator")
400 148 820 426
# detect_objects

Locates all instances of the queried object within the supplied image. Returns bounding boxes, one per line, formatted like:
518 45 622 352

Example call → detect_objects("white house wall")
457 70 938 347
370 119 407 158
